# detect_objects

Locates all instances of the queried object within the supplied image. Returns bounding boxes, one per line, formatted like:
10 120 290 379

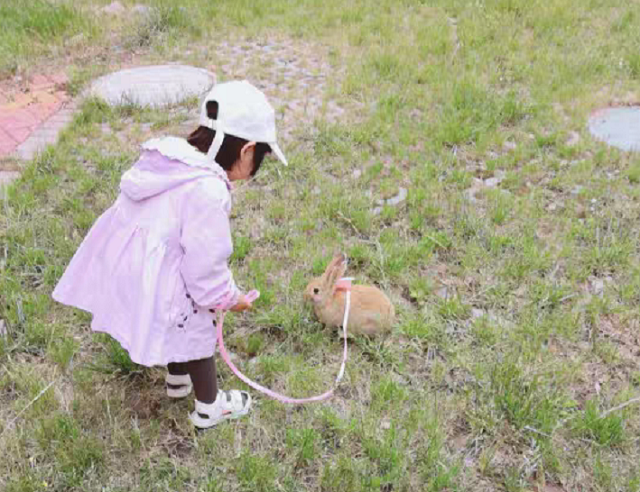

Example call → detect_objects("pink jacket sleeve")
179 180 240 310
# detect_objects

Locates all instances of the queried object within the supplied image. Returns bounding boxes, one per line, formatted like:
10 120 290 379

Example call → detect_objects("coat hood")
120 137 232 201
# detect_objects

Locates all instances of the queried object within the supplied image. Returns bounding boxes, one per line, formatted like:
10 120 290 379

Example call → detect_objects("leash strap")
213 287 350 404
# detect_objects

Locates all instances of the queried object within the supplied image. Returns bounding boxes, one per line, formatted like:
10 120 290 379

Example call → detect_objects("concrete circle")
89 65 215 108
588 106 640 152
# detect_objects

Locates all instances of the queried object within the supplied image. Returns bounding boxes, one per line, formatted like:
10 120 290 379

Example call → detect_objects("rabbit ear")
321 253 343 281
326 253 347 292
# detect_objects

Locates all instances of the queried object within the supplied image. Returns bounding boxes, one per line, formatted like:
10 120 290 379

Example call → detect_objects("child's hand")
229 294 252 312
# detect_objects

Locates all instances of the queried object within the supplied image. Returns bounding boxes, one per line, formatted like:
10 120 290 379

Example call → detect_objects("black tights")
168 356 218 404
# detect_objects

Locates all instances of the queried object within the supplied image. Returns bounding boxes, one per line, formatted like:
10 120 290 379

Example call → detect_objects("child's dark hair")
187 101 271 176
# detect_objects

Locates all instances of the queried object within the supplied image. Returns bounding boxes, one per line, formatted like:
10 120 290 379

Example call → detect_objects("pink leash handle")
213 288 350 404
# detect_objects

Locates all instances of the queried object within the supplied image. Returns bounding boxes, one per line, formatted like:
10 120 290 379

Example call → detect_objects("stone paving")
0 72 74 194
210 37 351 144
0 35 351 195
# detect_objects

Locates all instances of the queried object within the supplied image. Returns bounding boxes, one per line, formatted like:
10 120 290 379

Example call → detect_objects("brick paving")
0 72 70 159
14 102 77 161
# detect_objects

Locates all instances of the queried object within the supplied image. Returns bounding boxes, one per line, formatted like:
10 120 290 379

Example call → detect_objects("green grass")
2 0 640 490
0 0 97 76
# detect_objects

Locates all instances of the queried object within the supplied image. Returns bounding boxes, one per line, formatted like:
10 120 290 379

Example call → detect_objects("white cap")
198 80 288 166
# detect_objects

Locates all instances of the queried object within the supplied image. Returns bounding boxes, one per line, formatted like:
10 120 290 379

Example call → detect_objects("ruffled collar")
141 136 232 189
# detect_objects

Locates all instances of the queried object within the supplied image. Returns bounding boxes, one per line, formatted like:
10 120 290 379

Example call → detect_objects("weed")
125 5 196 49
573 400 625 447
236 452 277 492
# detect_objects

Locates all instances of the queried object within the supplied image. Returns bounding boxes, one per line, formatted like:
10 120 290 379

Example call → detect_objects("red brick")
37 101 64 119
30 73 54 90
0 135 18 146
30 90 59 105
5 125 32 144
49 72 69 85
0 110 40 130
54 90 69 101
0 146 18 157
25 92 63 120
3 92 36 110
0 130 19 156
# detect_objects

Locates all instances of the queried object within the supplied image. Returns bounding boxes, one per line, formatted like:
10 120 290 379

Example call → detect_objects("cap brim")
270 142 288 166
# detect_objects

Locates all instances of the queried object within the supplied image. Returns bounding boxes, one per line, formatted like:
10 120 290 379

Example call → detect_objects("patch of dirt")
160 425 196 458
529 478 567 492
599 313 640 361
0 161 21 172
569 358 633 405
124 383 163 420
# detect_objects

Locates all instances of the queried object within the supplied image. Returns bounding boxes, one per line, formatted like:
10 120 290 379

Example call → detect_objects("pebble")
463 178 484 203
372 187 407 215
381 187 407 207
567 131 581 146
435 287 449 299
591 278 604 297
484 171 506 188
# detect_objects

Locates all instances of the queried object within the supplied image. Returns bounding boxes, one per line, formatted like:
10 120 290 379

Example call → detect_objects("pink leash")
212 282 351 404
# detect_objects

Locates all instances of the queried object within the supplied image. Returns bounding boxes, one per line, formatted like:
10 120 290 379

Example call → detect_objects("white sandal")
190 389 252 429
166 373 193 398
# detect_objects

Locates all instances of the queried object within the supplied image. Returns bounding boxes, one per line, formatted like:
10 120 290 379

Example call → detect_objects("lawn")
1 0 640 491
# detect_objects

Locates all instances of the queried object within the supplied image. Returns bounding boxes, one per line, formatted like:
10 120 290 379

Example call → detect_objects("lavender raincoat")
52 137 241 366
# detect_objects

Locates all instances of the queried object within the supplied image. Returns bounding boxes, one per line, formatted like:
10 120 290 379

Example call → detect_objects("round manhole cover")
89 65 215 108
588 106 640 152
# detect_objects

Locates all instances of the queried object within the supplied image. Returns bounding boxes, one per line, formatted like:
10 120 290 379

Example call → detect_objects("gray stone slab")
88 65 215 108
588 106 640 152
15 103 77 160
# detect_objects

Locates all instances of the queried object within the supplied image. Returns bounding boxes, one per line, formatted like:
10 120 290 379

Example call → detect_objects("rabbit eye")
313 288 319 294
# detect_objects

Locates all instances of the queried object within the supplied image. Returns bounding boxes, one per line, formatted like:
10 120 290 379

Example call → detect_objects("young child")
52 80 288 429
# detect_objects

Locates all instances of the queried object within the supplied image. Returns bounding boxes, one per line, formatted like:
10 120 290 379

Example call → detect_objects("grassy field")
2 0 640 490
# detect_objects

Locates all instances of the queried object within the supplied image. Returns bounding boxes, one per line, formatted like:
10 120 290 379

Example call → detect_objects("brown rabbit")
303 253 395 337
